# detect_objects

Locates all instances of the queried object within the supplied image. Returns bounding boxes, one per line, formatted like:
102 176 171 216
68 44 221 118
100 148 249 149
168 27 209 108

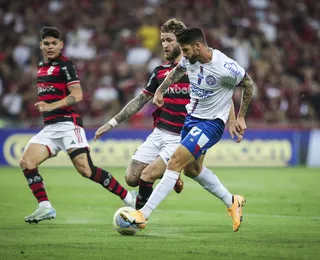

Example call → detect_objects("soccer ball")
112 206 140 236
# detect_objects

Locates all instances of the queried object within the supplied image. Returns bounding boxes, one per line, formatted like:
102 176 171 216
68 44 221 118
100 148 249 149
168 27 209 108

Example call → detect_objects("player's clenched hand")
229 120 243 143
35 101 54 112
94 123 112 141
236 116 247 133
153 89 164 107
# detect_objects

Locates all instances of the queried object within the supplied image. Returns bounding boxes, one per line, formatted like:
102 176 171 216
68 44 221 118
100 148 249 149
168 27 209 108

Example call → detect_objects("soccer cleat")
174 176 184 193
227 195 246 232
120 210 147 229
125 190 138 209
25 207 56 224
135 194 148 210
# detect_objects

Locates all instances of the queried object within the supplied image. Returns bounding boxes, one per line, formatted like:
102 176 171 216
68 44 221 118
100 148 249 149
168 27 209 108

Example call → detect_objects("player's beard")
188 51 200 64
166 45 181 61
188 56 198 64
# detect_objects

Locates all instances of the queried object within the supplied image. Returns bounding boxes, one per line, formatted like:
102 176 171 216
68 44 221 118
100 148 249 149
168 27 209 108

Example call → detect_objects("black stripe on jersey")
40 99 62 104
37 76 67 83
164 103 188 112
44 116 83 127
43 108 75 118
156 121 182 134
156 110 185 126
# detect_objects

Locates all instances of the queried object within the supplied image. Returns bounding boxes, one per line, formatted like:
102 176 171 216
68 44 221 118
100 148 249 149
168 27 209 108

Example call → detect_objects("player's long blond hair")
160 18 186 34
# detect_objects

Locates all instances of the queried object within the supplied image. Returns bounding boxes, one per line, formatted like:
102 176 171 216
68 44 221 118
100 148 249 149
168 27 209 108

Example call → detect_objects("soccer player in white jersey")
121 27 253 232
95 20 243 210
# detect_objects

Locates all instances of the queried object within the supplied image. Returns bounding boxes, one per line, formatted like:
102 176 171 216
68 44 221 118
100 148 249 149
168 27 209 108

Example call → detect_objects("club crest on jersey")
205 75 216 86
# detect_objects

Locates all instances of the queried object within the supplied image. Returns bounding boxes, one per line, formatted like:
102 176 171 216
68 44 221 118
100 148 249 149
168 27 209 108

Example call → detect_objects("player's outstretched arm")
35 84 82 112
236 73 254 132
153 64 186 107
228 100 243 143
94 92 152 141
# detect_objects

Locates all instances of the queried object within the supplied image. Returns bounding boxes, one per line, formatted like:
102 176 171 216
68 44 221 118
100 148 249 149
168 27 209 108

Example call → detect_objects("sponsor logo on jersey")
163 84 189 94
190 83 214 98
37 84 55 94
224 62 240 76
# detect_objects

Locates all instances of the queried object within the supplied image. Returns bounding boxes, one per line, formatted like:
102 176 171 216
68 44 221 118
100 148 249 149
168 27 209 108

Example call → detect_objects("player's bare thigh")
167 145 195 173
140 156 167 183
183 154 206 178
125 159 148 187
20 143 50 169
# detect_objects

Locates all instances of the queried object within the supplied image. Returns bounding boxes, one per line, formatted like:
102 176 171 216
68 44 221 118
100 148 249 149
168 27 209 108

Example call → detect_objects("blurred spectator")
0 82 23 125
0 0 319 129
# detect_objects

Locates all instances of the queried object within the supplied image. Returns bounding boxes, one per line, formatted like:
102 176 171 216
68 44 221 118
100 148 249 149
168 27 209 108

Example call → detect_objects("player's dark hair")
40 26 61 41
161 18 186 34
176 27 207 45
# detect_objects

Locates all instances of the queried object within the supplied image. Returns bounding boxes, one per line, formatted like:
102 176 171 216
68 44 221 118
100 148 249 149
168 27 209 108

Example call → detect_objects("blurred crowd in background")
0 0 319 129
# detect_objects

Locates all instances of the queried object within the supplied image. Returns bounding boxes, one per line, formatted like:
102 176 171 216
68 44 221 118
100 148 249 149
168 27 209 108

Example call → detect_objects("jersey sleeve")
235 62 246 86
62 60 80 87
143 69 159 96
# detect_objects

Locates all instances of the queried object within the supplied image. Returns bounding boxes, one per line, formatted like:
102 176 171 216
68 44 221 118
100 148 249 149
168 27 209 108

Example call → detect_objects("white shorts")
132 127 181 165
26 122 89 157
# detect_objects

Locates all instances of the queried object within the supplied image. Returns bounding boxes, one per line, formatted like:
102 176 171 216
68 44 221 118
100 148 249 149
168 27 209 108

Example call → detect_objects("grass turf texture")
0 167 319 260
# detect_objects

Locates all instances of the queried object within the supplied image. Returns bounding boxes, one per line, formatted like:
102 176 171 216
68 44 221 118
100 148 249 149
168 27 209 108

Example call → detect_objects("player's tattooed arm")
66 95 76 106
158 64 186 94
48 84 83 110
114 92 152 123
65 84 82 105
237 73 253 117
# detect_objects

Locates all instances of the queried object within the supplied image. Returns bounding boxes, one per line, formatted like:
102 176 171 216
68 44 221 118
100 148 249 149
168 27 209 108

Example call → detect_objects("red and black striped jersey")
143 61 190 134
37 54 83 126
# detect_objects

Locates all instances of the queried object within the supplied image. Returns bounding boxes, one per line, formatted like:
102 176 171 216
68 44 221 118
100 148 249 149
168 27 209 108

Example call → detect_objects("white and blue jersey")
179 49 246 159
179 48 245 123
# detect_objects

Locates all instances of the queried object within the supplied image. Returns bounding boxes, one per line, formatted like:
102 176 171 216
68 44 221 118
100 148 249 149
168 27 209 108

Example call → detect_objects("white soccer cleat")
25 206 56 224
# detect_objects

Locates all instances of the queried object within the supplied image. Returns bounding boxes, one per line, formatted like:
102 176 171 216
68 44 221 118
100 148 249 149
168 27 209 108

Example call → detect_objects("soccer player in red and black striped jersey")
20 27 136 224
95 19 188 209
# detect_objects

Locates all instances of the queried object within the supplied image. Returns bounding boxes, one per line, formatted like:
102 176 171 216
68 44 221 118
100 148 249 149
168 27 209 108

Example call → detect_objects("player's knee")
141 166 159 183
19 156 35 170
125 174 139 187
167 154 184 172
183 165 201 178
75 163 92 178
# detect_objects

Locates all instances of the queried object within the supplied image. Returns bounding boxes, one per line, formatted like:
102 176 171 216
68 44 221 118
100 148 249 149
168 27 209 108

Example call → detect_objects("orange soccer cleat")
227 195 246 232
120 210 147 230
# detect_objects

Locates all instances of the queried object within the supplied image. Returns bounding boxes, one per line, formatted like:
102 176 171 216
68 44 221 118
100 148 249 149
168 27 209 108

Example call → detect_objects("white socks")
123 191 133 205
141 169 179 219
39 200 52 208
193 167 233 208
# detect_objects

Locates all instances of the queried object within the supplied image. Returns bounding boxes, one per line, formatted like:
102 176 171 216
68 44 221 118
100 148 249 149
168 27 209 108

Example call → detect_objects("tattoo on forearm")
66 95 76 106
159 66 186 93
114 93 152 123
238 74 253 117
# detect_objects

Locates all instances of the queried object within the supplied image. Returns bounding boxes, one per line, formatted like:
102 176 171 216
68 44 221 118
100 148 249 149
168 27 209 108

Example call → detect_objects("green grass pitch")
0 166 319 260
